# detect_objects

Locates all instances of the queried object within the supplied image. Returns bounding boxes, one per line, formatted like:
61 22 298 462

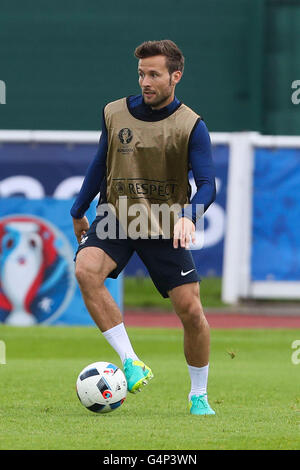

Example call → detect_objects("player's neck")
150 93 175 111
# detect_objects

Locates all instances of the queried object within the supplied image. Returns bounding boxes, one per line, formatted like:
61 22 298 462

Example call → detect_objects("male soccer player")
71 40 216 415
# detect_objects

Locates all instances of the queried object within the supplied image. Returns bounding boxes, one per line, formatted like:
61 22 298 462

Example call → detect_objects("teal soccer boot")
189 394 216 416
123 358 153 393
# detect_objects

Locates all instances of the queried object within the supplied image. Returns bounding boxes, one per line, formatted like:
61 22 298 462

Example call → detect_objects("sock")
187 364 209 401
102 322 139 364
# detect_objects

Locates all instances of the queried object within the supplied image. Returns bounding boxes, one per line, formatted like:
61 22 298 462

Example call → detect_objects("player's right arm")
70 110 108 243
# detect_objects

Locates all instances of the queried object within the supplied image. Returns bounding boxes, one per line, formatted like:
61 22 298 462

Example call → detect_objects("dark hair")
134 40 184 75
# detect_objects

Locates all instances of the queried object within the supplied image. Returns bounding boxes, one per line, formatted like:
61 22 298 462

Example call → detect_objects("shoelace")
192 395 209 409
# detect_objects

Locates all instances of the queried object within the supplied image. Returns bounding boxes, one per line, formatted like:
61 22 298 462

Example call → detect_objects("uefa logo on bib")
0 215 75 325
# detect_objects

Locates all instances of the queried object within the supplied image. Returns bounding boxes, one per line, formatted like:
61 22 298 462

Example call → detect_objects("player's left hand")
72 216 90 244
173 217 196 249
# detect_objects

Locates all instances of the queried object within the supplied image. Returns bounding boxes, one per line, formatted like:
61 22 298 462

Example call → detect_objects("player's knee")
75 262 88 287
175 295 206 329
186 307 208 332
75 258 101 288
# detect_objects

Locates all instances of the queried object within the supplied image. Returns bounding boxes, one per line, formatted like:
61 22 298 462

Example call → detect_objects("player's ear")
171 70 182 86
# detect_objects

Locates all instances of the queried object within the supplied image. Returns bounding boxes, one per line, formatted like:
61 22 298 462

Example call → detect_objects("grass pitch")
0 325 299 450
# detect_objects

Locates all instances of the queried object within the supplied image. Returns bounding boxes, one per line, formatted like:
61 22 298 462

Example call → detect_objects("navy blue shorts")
75 216 200 298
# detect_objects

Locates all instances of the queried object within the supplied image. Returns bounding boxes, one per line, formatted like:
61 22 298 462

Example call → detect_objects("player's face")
138 55 182 109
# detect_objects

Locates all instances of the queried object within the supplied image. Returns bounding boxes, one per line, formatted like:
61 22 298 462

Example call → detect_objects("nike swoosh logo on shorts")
181 269 195 276
80 236 88 245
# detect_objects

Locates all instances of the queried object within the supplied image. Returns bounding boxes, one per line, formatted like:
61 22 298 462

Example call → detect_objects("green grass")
124 276 226 310
0 325 299 450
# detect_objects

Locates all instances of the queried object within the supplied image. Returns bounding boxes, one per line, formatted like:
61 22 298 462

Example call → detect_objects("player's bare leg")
75 246 153 392
169 282 215 415
75 246 121 331
169 282 209 366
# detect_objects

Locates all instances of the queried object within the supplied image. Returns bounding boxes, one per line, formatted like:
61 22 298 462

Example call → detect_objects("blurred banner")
252 147 300 281
0 197 122 326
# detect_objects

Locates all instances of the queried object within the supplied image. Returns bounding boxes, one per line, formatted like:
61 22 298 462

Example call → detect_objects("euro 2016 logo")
118 128 133 144
0 215 75 325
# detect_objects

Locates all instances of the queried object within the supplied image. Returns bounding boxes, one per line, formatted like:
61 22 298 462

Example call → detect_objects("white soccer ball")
76 361 127 413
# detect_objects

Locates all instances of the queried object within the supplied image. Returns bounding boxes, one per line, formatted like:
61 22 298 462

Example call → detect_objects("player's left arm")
173 119 216 249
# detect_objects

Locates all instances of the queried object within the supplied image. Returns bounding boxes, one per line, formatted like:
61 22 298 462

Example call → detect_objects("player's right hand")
72 216 90 244
173 216 196 249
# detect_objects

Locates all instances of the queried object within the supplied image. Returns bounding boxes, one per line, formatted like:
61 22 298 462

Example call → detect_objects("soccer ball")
76 361 127 414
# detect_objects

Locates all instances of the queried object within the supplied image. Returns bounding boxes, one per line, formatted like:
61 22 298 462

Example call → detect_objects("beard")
143 88 173 109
